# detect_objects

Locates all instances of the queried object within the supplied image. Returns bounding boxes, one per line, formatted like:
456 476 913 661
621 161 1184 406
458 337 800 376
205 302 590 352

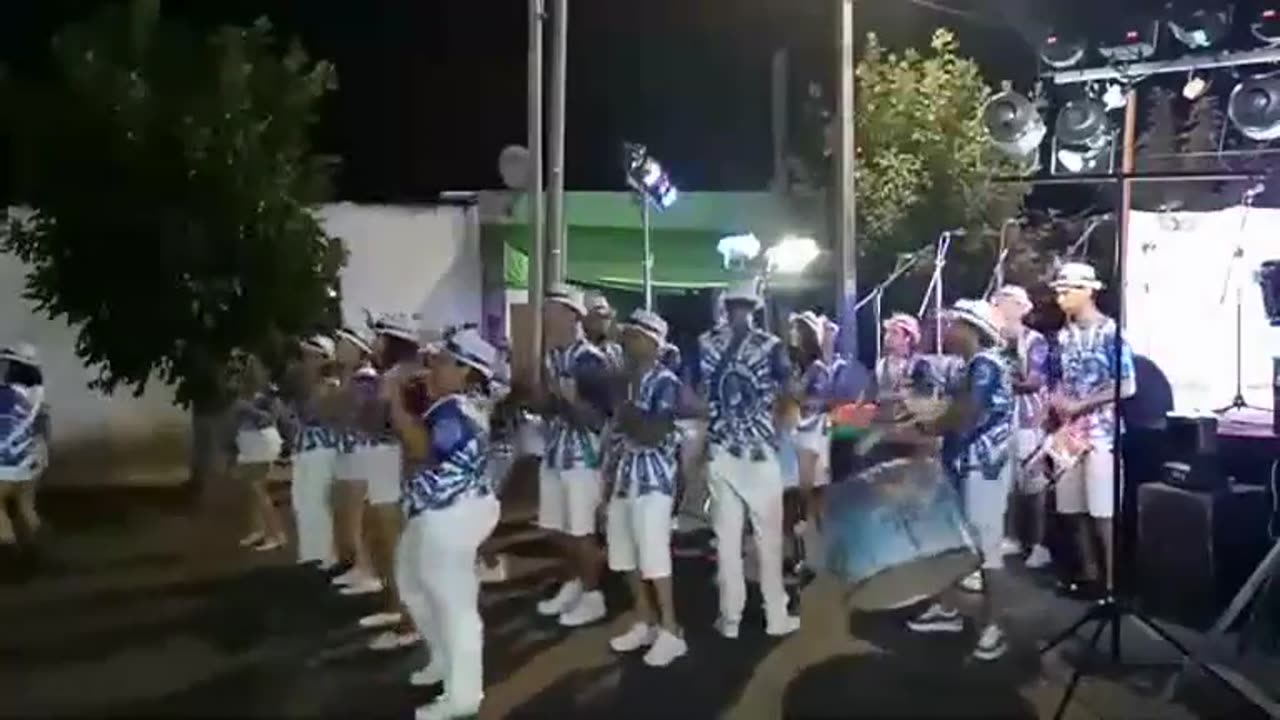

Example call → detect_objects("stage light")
1097 19 1160 62
1183 72 1210 100
766 235 820 275
1053 99 1114 174
981 90 1046 165
1251 7 1280 45
1228 76 1280 141
717 233 761 269
1038 32 1086 69
1168 5 1232 50
623 142 678 210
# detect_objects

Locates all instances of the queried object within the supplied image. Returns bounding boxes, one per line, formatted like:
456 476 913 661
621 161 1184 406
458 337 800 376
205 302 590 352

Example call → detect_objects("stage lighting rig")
1097 18 1160 62
1052 98 1115 174
1252 7 1280 45
623 142 678 210
1228 75 1280 140
1039 31 1087 69
981 88 1046 168
1167 4 1232 50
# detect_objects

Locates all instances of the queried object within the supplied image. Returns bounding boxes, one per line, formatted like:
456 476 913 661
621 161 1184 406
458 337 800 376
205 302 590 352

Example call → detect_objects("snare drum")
1042 421 1091 476
823 457 980 611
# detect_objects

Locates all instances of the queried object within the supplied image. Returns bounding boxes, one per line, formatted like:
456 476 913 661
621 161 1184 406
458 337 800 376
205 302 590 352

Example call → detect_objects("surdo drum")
823 457 980 611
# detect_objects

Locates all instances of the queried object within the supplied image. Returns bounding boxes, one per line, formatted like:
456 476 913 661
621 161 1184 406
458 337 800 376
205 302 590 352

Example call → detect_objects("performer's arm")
385 370 430 460
618 375 678 447
562 352 610 433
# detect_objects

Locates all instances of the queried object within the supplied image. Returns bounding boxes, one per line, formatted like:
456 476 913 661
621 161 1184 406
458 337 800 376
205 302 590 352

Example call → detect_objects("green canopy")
488 190 825 292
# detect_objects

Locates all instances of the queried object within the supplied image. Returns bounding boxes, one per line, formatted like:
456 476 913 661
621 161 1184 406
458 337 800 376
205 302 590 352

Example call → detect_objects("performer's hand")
1050 394 1080 420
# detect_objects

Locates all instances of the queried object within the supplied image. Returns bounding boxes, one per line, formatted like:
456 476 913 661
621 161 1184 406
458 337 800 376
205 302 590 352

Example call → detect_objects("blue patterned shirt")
402 394 491 515
614 365 682 498
544 340 613 470
697 326 791 459
294 378 339 453
1054 316 1136 449
942 349 1013 482
0 384 38 472
1010 327 1050 430
795 360 831 435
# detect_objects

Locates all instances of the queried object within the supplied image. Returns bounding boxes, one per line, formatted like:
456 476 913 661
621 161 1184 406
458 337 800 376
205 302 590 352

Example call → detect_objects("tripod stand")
1216 186 1267 414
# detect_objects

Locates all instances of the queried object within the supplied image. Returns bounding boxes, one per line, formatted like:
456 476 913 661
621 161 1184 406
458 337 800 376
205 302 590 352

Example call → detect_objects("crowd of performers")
0 256 1136 719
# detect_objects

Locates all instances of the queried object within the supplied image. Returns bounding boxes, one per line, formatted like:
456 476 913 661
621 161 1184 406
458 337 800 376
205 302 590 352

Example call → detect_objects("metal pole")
935 233 945 354
642 199 653 310
527 0 546 388
834 0 857 358
547 0 568 286
1112 87 1137 603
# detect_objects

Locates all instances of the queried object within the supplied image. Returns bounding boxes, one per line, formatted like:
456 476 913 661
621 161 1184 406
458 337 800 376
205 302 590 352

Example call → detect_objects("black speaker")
1163 414 1221 490
1260 260 1280 326
1273 357 1280 436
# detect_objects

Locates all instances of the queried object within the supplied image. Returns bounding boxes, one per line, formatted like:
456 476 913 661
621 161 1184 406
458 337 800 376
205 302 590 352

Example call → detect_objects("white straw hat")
0 342 39 368
946 299 1003 342
1051 262 1104 291
370 312 420 344
882 313 921 343
789 310 825 343
300 335 336 359
722 278 763 309
622 308 669 346
585 291 614 317
442 328 498 379
991 284 1033 313
546 283 587 316
335 326 373 355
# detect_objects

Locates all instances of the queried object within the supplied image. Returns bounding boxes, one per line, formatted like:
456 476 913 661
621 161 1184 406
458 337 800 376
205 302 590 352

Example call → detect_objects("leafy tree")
852 29 1031 309
3 0 342 410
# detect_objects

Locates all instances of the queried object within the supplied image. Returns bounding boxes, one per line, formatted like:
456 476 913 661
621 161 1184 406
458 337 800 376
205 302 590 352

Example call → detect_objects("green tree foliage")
2 0 343 409
853 29 1031 307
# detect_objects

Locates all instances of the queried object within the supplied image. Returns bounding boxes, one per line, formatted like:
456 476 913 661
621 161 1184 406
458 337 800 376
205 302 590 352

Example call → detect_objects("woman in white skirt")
782 312 831 577
286 335 341 569
232 354 288 551
0 343 47 556
387 328 500 720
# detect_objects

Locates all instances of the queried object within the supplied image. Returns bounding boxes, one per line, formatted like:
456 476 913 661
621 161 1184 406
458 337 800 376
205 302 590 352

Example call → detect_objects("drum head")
845 549 980 611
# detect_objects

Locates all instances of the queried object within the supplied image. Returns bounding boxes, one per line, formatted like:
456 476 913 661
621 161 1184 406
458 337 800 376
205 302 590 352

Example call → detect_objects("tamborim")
822 457 980 611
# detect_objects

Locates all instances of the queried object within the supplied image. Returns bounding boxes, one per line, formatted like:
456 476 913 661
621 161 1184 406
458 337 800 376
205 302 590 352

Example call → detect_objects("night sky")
0 0 1204 203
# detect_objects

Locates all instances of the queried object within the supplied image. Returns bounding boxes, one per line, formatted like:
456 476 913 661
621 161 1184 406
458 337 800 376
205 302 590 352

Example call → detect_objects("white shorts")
961 467 1011 570
334 446 362 482
517 418 545 458
236 427 283 465
538 465 603 537
607 493 675 579
790 429 830 488
1055 446 1116 518
0 464 35 483
358 443 403 506
1012 427 1049 495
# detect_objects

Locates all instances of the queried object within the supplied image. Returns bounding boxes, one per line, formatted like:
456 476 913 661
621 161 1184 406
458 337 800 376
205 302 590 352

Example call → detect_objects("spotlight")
1168 5 1232 50
623 142 678 210
1097 19 1160 62
1053 99 1114 174
1252 7 1280 45
1183 72 1210 100
1038 32 1086 69
1228 76 1280 141
765 235 821 275
981 90 1046 166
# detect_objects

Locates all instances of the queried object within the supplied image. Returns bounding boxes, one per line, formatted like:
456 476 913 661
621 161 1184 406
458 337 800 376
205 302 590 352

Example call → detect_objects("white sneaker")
409 662 445 687
368 630 420 652
1000 537 1023 556
476 555 508 584
959 571 984 593
715 617 740 639
339 577 385 596
642 629 688 667
415 694 482 720
1024 544 1052 569
536 580 582 617
906 603 964 633
331 568 364 587
972 623 1008 661
609 622 657 653
558 590 607 627
358 612 403 629
238 532 265 548
766 615 801 637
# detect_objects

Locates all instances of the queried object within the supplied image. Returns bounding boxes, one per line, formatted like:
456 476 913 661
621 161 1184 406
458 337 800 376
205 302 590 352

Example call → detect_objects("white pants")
357 443 402 506
291 447 336 564
607 494 674 579
1055 446 1117 518
538 466 603 537
708 446 790 625
395 495 500 708
960 466 1011 570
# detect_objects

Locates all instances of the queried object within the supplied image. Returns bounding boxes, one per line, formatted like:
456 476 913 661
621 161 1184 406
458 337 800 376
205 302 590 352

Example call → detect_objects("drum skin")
823 457 980 611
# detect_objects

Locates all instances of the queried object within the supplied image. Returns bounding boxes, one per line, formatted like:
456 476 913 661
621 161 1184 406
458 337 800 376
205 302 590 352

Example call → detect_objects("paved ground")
0 479 1271 720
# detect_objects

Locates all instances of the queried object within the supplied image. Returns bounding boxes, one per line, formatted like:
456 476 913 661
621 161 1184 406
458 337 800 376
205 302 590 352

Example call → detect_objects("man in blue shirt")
535 285 615 627
697 279 801 639
1050 262 1136 597
605 309 688 667
905 299 1013 662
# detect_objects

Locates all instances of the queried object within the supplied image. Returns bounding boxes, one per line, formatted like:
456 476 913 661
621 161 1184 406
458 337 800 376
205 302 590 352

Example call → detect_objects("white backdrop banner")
1126 208 1279 413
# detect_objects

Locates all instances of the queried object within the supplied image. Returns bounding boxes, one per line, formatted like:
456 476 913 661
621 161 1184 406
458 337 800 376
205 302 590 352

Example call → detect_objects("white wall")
1126 208 1280 413
320 203 483 336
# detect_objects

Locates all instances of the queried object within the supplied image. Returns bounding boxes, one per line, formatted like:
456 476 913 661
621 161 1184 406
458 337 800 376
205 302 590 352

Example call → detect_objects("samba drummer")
894 299 1013 661
875 313 926 401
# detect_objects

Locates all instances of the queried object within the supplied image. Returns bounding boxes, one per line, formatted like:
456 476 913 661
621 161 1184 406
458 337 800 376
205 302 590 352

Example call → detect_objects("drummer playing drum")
892 299 1014 662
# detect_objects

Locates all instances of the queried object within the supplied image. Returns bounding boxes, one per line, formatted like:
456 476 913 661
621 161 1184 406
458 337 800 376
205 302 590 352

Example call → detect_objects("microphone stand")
1215 187 1267 414
854 253 919 368
917 230 956 354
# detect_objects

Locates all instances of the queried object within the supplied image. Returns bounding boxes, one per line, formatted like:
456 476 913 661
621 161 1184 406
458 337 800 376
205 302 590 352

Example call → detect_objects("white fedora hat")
335 326 373 355
0 342 40 368
585 291 614 317
370 312 421 344
1051 262 1104 291
991 284 1033 313
622 308 670 347
882 312 922 342
442 327 498 379
946 299 1003 342
789 310 825 342
300 334 336 360
722 278 763 309
546 283 587 316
